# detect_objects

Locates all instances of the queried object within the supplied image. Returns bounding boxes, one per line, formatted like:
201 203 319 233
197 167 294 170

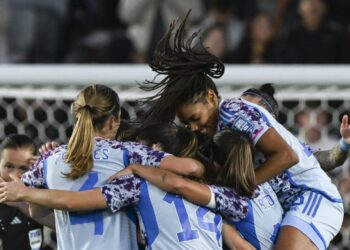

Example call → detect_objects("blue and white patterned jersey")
217 98 270 146
22 138 167 250
232 182 283 250
217 98 342 209
102 175 250 250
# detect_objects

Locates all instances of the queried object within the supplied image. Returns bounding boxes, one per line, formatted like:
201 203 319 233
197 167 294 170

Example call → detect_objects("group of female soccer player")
0 11 350 250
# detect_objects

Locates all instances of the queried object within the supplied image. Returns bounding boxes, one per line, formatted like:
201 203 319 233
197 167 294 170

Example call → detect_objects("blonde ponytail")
64 107 95 179
64 85 121 179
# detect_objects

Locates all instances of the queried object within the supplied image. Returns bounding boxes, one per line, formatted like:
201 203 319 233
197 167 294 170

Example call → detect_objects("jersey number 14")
163 193 221 245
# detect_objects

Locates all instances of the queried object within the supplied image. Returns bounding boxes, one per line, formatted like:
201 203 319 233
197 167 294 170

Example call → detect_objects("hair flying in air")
139 10 225 125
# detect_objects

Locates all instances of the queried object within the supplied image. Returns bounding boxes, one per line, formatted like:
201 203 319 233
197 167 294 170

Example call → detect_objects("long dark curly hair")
139 10 225 125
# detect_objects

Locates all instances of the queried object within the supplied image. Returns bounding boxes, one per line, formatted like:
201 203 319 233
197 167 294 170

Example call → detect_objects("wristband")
339 138 350 152
206 188 216 209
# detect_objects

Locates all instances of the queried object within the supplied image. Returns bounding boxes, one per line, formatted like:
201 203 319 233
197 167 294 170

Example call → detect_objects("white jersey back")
137 179 223 250
44 140 138 250
240 99 342 203
233 182 283 250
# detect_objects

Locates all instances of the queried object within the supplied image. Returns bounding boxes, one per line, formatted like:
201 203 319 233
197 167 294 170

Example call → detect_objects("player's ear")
151 143 162 151
103 115 119 133
207 90 218 107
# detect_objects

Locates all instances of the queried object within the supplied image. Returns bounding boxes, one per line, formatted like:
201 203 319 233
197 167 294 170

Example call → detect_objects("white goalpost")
0 64 350 99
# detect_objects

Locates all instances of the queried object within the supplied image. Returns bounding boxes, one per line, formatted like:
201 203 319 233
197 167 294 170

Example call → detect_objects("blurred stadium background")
0 0 350 249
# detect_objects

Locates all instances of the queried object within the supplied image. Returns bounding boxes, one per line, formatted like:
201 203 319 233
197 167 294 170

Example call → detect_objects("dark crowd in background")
1 1 350 249
0 0 349 64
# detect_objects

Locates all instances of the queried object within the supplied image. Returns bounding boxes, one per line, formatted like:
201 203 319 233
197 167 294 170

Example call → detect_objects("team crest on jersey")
233 116 253 133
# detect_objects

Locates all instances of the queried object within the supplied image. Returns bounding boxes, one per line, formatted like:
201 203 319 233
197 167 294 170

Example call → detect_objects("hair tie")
79 104 93 113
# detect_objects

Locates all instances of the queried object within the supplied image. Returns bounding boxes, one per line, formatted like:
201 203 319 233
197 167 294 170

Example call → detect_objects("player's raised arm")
314 115 350 171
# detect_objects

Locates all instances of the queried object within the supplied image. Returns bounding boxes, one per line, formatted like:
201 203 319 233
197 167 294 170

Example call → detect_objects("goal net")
0 64 349 156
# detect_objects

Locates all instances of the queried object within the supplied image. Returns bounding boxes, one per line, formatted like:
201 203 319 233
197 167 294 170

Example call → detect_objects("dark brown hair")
0 134 35 155
242 83 279 117
136 123 198 157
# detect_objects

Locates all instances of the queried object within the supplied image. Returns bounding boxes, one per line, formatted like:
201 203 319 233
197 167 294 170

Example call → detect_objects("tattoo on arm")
314 144 348 172
162 173 167 183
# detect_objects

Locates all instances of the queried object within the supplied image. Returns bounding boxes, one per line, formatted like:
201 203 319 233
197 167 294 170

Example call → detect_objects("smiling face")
176 90 219 137
0 147 34 181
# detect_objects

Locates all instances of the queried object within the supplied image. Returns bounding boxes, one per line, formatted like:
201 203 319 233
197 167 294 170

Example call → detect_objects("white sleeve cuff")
206 187 216 209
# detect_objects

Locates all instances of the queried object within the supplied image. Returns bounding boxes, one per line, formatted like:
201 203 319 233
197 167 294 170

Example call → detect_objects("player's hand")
0 177 26 202
39 141 60 155
107 164 140 183
340 115 350 144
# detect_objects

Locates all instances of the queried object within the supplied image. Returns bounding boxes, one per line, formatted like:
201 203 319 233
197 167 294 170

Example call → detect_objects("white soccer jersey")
138 180 222 250
22 138 167 250
217 98 342 209
103 177 222 249
232 182 283 250
102 176 251 250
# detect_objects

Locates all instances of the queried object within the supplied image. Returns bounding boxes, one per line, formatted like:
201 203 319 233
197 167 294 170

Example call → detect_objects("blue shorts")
281 190 344 250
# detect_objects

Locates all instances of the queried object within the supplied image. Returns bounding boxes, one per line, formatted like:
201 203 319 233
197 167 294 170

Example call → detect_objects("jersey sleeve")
208 185 249 224
101 175 141 213
21 154 47 188
219 99 271 145
122 141 169 167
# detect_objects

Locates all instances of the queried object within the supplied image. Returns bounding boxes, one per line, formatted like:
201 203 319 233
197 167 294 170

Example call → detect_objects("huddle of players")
1 12 350 250
1 83 348 250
